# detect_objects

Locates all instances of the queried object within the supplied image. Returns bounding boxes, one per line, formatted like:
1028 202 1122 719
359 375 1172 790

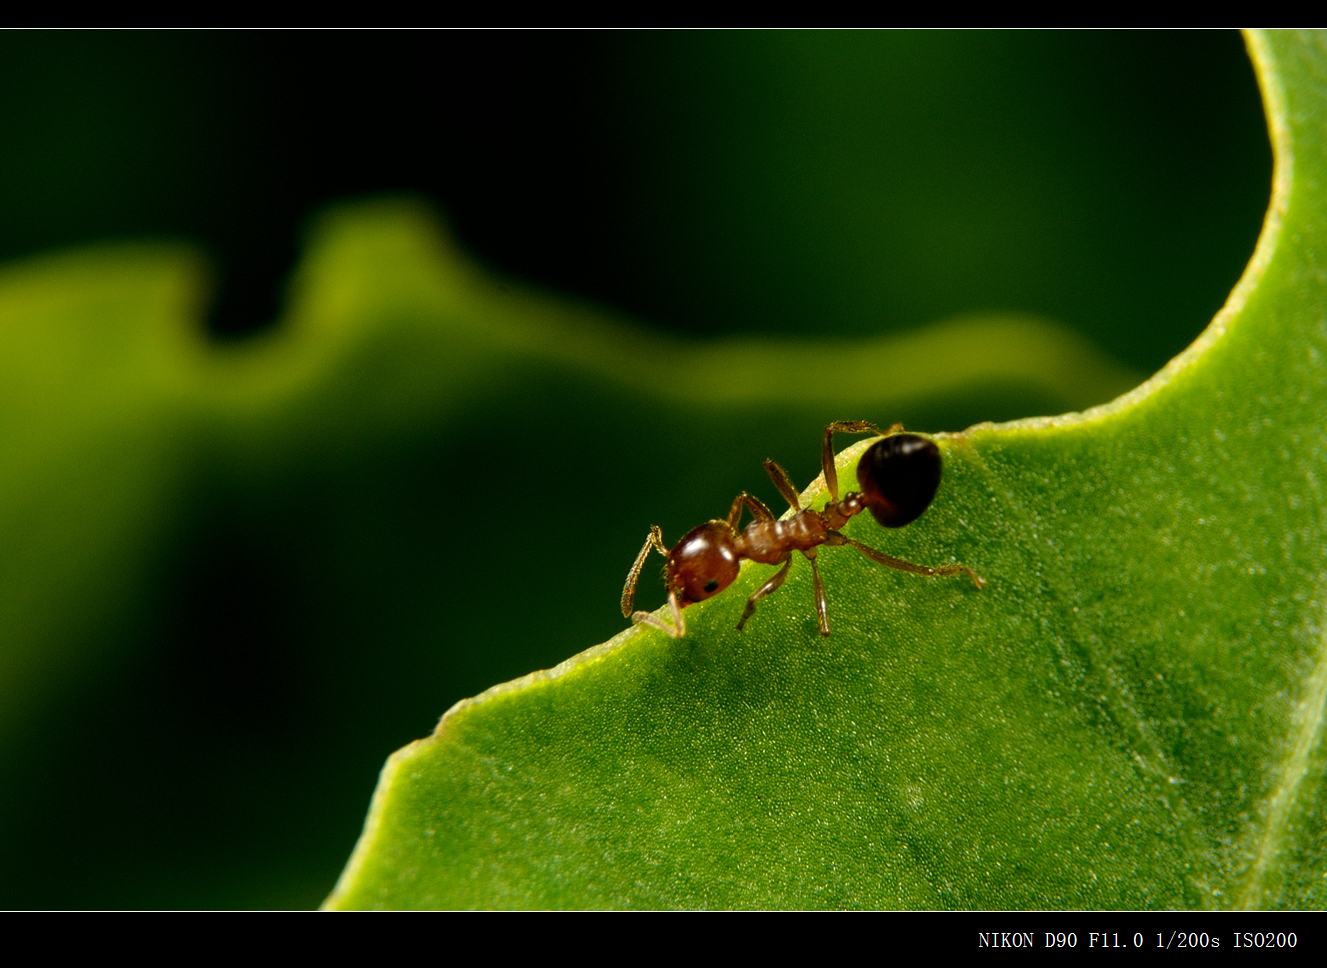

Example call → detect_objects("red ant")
621 421 984 638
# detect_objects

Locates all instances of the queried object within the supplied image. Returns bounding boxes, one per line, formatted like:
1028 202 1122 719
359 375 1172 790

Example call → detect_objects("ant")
621 420 984 638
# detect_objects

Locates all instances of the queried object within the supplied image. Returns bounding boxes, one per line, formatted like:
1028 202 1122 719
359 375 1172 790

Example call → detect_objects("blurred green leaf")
0 200 1135 737
325 31 1327 910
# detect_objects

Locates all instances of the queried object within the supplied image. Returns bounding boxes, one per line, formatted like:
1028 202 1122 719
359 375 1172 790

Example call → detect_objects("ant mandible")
621 420 984 638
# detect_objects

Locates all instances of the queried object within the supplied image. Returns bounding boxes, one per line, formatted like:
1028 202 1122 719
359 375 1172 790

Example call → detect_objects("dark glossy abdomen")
855 433 942 528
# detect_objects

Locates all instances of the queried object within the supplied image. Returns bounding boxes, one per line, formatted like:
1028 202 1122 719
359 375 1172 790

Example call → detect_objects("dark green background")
0 31 1269 908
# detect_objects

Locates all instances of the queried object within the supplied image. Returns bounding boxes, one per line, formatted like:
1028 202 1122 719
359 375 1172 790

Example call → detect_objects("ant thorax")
732 495 867 565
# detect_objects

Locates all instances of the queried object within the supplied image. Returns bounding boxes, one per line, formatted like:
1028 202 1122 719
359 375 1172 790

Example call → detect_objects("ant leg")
804 548 830 636
727 492 775 531
826 530 985 588
821 420 900 501
621 525 669 617
632 589 686 638
736 555 793 631
763 459 802 512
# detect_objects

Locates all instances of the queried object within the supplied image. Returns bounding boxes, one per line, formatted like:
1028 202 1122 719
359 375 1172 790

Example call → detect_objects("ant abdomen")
667 521 741 604
856 433 942 528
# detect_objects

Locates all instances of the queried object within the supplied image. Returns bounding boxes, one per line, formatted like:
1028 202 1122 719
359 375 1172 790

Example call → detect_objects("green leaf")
325 31 1327 910
0 197 1135 905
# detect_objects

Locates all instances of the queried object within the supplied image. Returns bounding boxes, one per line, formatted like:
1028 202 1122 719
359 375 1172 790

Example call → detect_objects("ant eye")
704 580 719 593
856 433 942 528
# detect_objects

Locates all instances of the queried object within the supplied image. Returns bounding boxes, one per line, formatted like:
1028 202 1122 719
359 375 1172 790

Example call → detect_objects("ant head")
667 521 741 605
856 433 942 528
